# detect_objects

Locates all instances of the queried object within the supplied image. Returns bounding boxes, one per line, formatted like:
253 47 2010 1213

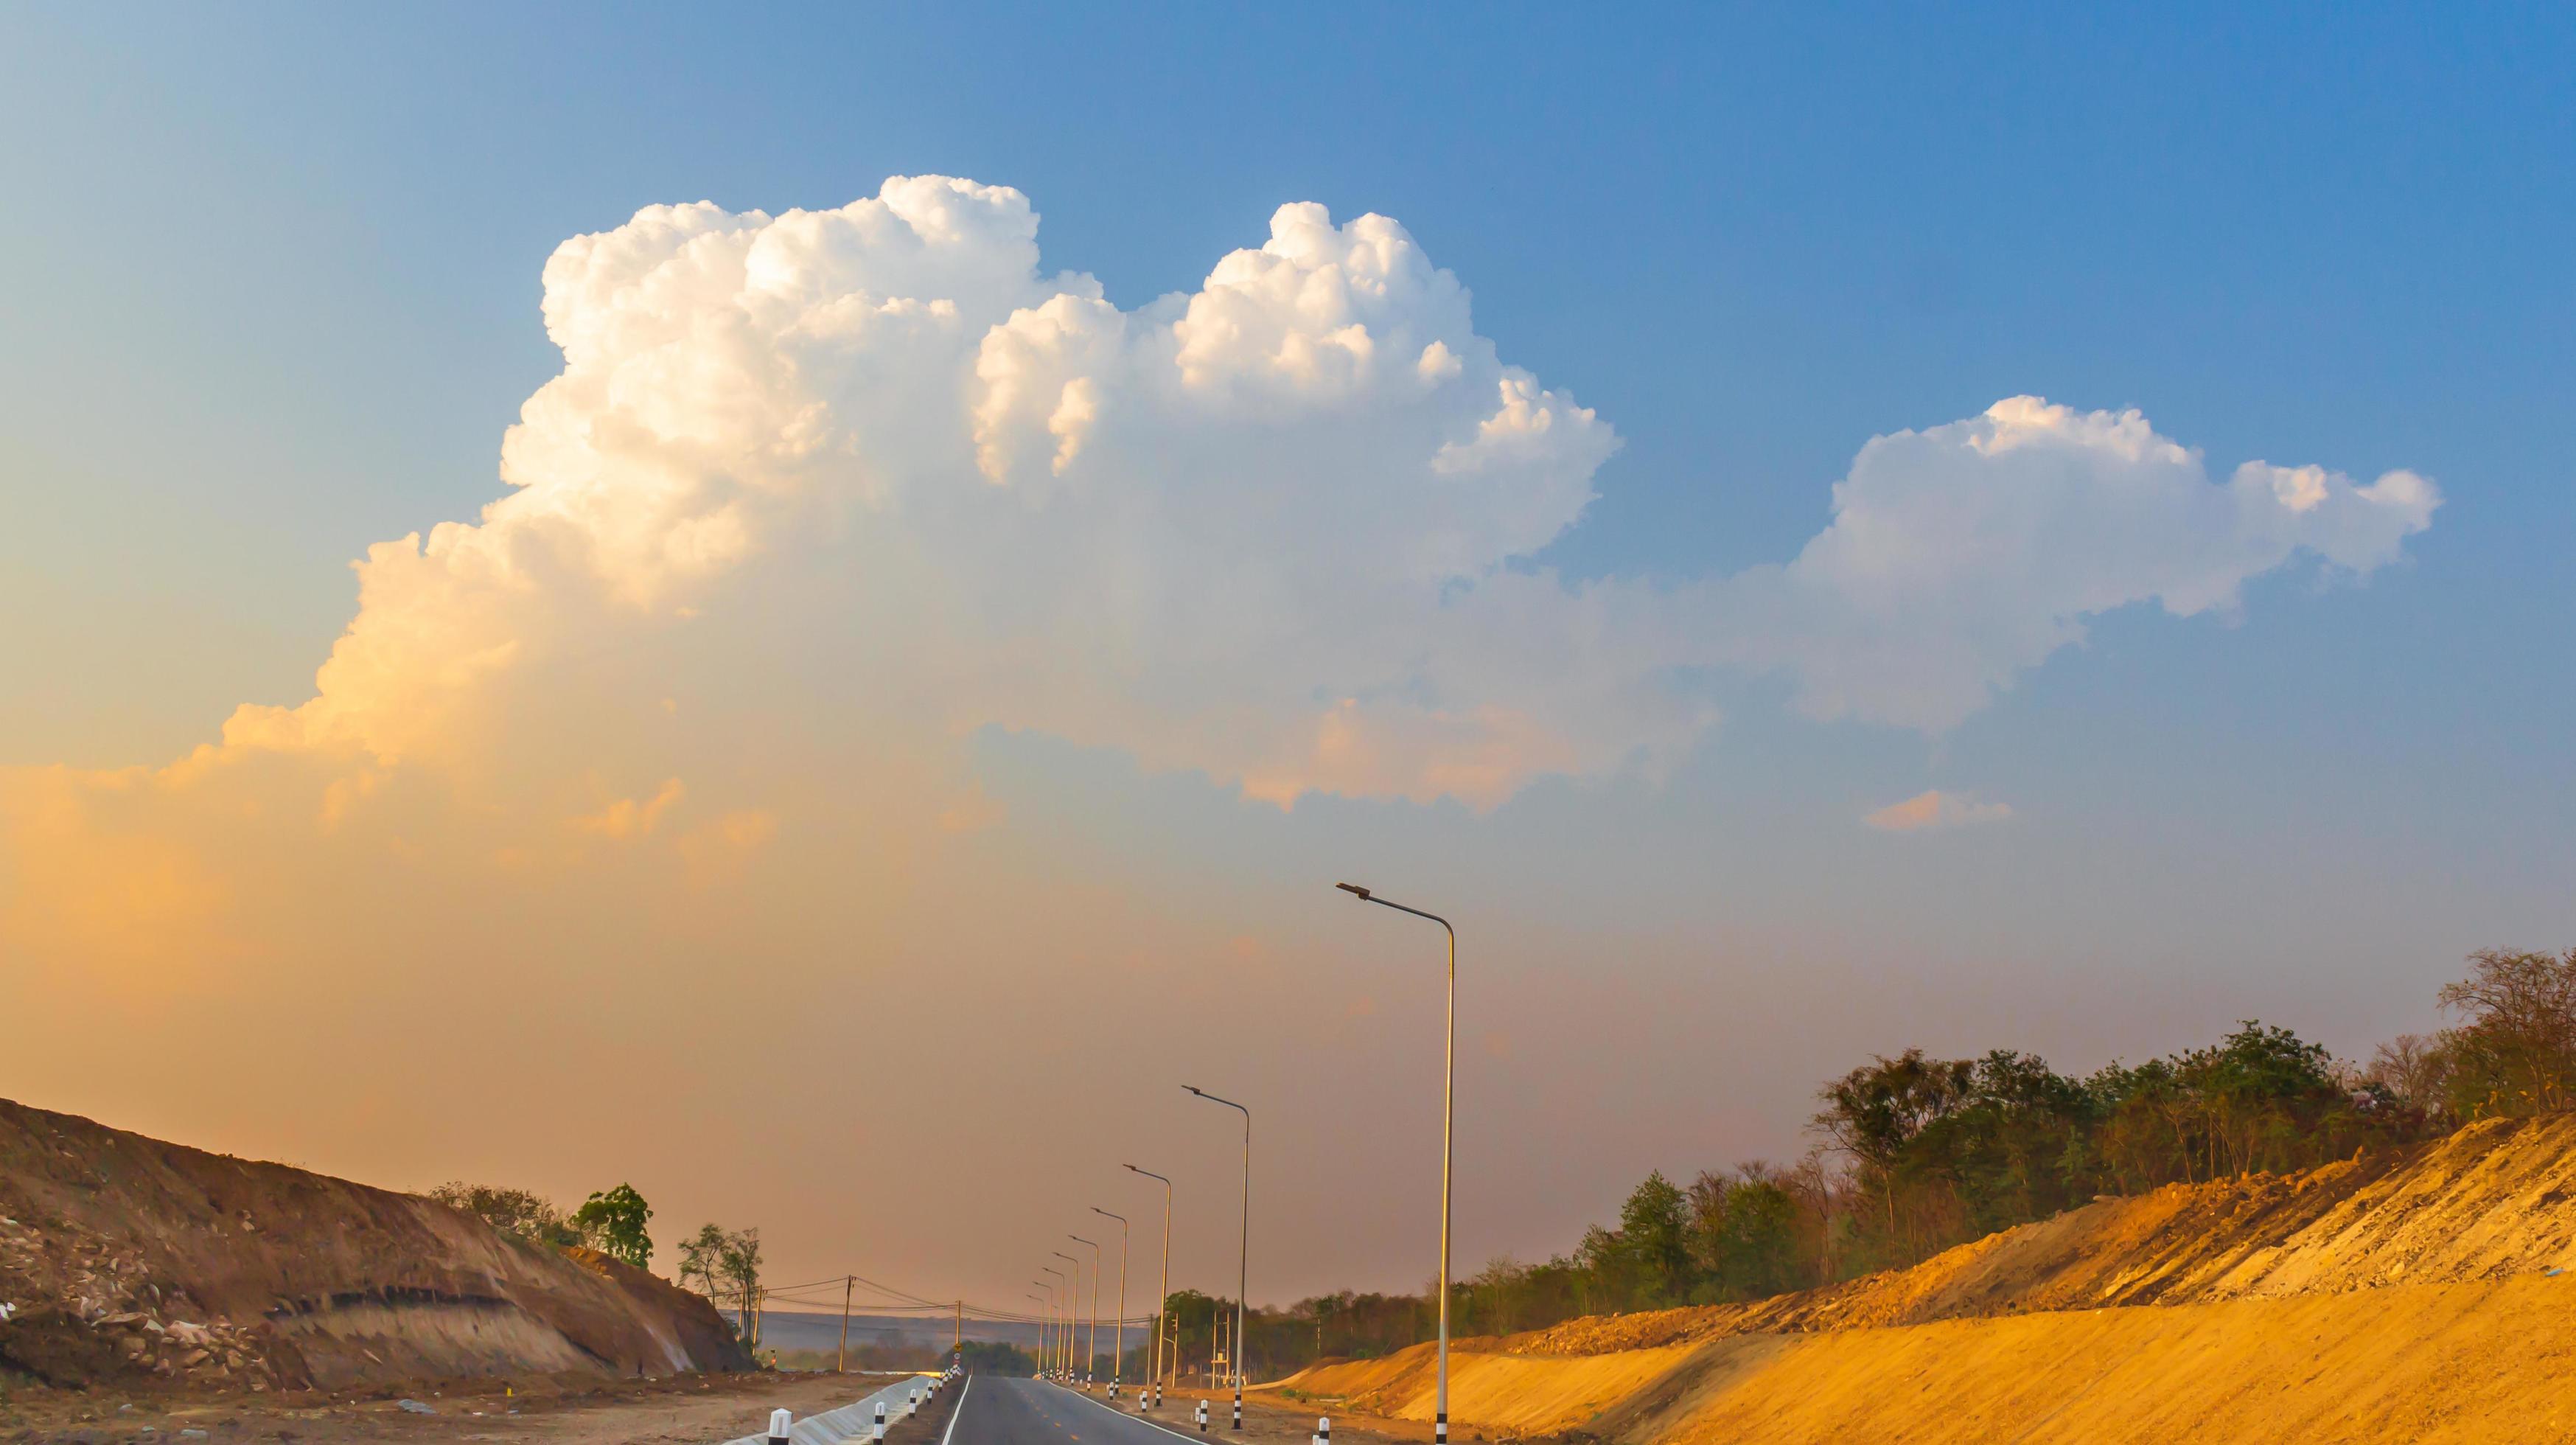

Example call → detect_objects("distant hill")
755 1309 1043 1354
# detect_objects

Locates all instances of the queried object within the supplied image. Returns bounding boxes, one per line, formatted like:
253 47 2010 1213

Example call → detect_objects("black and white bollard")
907 1386 921 1416
766 1407 792 1444
1232 1393 1243 1432
1154 1382 1164 1410
872 1399 887 1442
1196 1399 1208 1433
1315 1418 1330 1445
1435 1410 1448 1444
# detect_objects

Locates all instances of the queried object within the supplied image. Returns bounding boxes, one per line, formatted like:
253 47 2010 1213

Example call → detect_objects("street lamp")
1027 1291 1051 1377
1042 1265 1070 1381
1092 1208 1130 1399
1123 1164 1174 1408
1336 881 1457 1445
1069 1234 1102 1390
1052 1250 1083 1384
1184 1084 1251 1431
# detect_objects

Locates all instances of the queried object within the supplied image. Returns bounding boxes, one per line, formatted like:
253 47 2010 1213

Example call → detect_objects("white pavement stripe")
938 1374 973 1445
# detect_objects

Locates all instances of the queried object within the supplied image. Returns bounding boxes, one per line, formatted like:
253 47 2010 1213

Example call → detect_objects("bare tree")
2366 1033 2454 1118
2438 948 2576 1116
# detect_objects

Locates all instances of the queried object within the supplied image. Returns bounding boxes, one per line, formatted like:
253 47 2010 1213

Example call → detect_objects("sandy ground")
1278 1279 2576 1444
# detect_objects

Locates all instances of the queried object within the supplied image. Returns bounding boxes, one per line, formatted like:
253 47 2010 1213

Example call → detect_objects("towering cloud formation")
180 175 2434 820
0 178 2445 1284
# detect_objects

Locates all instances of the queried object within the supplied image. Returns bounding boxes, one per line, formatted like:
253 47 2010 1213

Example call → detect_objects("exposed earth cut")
0 1098 750 1397
1271 1115 2576 1443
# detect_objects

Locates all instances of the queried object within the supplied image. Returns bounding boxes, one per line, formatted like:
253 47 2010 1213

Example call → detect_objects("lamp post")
1123 1164 1173 1407
1027 1291 1051 1377
1185 1084 1251 1430
1069 1234 1102 1390
1336 882 1456 1445
1042 1266 1070 1381
1092 1208 1130 1398
1052 1251 1083 1384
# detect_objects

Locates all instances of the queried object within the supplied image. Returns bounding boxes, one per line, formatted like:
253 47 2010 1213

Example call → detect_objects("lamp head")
1336 882 1372 901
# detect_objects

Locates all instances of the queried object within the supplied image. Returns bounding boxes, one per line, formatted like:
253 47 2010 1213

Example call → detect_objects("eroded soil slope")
1275 1115 2576 1441
0 1098 751 1392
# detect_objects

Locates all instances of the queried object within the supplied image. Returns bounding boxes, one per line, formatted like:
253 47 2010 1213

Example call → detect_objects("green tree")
1813 1049 1973 1259
1718 1174 1801 1300
570 1183 655 1267
677 1222 728 1298
1613 1171 1697 1307
956 1339 1037 1375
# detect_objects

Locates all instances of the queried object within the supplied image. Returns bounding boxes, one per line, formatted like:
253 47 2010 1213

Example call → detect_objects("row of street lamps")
1025 882 1458 1444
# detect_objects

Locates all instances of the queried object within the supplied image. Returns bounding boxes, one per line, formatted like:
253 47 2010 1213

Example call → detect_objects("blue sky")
2 3 2570 1298
7 3 2569 756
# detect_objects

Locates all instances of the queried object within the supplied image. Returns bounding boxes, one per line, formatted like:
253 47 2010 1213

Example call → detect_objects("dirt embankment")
0 1098 752 1393
1273 1115 2576 1442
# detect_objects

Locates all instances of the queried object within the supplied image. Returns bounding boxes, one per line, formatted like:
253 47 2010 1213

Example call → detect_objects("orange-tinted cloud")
1863 790 2014 832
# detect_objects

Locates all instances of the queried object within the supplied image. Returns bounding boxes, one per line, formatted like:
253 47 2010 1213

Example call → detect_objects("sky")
2 3 2572 1315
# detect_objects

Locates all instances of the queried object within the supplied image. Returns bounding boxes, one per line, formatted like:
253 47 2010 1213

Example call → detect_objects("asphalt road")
949 1376 1209 1445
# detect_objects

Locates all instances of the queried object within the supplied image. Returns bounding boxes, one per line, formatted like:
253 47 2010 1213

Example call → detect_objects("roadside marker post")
907 1386 921 1416
1233 1396 1243 1432
766 1407 792 1444
1315 1418 1330 1445
1197 1399 1208 1432
873 1400 887 1441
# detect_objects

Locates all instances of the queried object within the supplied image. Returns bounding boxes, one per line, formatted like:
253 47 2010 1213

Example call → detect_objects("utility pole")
838 1277 854 1373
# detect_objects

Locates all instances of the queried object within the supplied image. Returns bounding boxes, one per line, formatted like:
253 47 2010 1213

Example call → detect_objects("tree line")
1208 947 2576 1368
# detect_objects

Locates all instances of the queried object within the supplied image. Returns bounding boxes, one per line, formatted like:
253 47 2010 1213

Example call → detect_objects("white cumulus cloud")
1706 397 2438 730
178 177 2436 814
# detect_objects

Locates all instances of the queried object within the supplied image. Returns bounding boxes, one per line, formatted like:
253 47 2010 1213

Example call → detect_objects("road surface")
946 1377 1210 1444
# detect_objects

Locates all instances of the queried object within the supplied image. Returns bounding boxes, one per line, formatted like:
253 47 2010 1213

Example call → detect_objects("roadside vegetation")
1184 946 2576 1377
425 1180 780 1348
425 1180 655 1265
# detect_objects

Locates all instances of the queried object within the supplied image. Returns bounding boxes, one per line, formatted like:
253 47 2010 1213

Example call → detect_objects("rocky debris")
0 1096 753 1391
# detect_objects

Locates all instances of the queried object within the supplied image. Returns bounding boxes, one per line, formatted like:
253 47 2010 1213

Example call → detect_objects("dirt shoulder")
1148 1382 1416 1443
0 1368 934 1444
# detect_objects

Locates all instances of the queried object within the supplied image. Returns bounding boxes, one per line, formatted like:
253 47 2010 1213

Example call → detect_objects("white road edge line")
938 1374 973 1445
1052 1380 1203 1442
